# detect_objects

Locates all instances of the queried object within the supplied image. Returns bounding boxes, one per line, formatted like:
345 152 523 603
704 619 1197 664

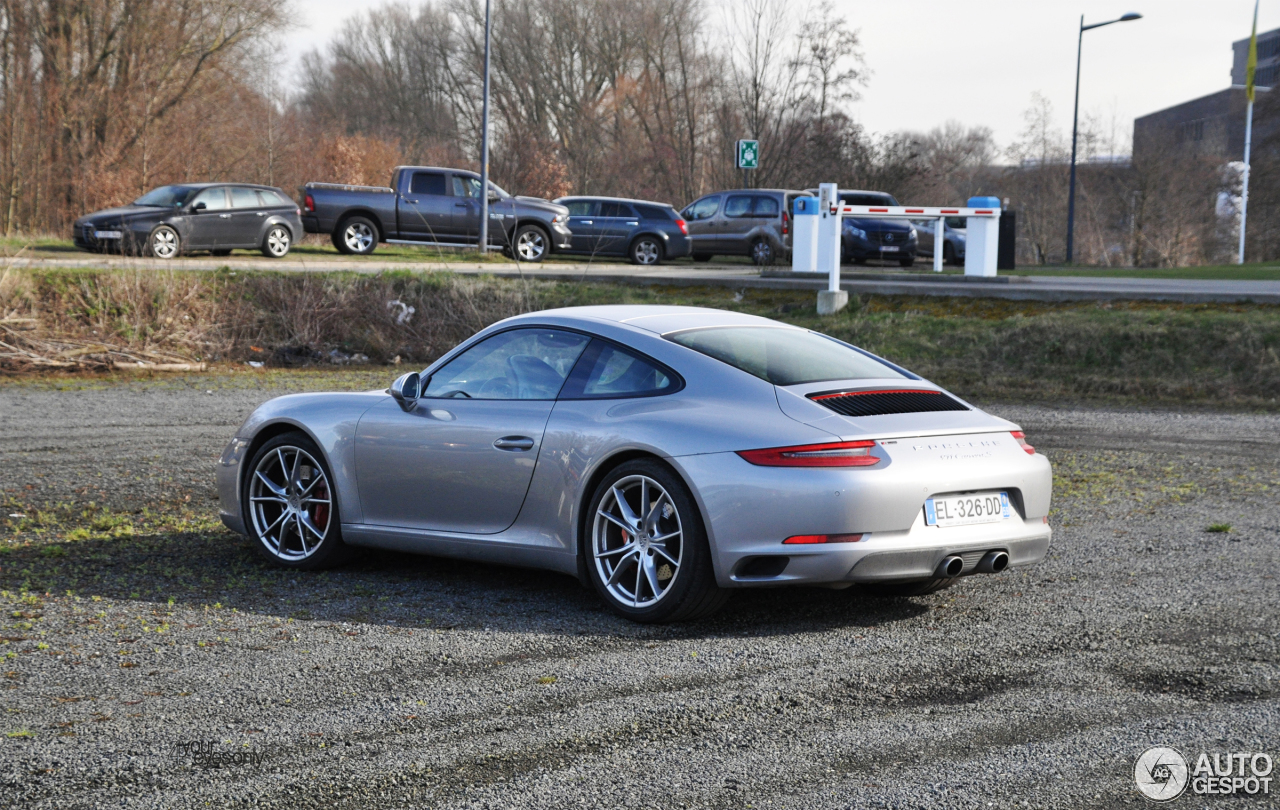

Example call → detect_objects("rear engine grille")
809 389 969 417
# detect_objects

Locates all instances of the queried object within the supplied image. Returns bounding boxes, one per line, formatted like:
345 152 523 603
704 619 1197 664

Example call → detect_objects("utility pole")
477 0 493 256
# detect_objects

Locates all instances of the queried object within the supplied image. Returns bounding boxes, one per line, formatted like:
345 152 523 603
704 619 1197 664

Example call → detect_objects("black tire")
691 253 712 262
943 243 956 266
898 254 915 268
262 224 291 258
860 578 954 597
241 432 356 570
211 249 232 257
148 225 181 259
750 238 775 266
629 235 664 266
512 223 550 263
334 216 378 255
584 459 728 623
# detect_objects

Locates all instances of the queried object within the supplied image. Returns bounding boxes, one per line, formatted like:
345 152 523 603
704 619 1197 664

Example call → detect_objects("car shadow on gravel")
1 529 932 636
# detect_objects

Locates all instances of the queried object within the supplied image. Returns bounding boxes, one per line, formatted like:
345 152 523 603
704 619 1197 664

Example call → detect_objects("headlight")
552 213 568 224
845 224 866 240
908 226 917 239
956 233 966 242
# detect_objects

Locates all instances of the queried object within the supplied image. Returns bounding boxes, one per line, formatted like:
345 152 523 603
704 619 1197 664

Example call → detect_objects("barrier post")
963 196 1001 277
933 218 944 273
815 183 848 314
790 196 819 273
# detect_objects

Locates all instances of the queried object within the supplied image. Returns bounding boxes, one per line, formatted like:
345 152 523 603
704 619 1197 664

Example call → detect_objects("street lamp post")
477 0 493 256
1066 11 1142 264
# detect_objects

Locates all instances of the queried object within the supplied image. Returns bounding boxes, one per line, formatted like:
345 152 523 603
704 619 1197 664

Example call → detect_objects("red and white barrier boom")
801 183 1002 314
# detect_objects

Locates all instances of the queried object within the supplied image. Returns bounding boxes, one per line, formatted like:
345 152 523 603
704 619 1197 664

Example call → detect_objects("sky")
281 0 1279 154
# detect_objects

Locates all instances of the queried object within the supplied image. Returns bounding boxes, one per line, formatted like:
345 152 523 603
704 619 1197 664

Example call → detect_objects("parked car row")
73 165 935 267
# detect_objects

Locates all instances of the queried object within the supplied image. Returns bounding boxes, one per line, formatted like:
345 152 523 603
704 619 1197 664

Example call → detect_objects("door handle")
455 202 468 207
404 198 419 204
626 221 638 225
493 436 535 451
256 212 266 217
219 213 232 219
580 220 593 224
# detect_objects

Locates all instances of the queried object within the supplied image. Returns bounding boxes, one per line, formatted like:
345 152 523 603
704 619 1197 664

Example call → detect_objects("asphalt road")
12 254 1280 304
0 377 1277 808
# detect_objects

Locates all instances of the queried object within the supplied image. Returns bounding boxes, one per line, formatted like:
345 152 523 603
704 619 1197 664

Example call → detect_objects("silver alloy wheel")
752 240 773 265
593 474 683 607
248 445 333 561
266 226 290 257
151 227 179 259
343 221 375 253
516 228 546 261
634 239 660 264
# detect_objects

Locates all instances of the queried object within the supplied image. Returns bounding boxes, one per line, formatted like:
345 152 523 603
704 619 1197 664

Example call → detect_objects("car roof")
704 189 801 196
554 196 675 208
162 182 281 191
511 305 796 336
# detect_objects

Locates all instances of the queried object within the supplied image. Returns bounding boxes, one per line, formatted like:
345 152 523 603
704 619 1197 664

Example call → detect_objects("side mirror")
389 372 421 411
488 193 501 203
192 201 207 213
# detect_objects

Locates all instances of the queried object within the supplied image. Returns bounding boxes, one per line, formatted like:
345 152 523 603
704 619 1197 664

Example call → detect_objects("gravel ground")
0 374 1277 809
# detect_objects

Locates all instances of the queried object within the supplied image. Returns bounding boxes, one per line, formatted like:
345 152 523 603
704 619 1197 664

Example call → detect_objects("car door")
681 195 720 255
184 187 231 248
715 194 755 253
397 171 453 241
563 199 602 253
227 187 267 247
597 201 639 255
354 328 591 534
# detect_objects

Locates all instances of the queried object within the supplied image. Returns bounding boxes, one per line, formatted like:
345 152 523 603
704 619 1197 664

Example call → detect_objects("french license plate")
94 230 122 239
878 245 899 252
925 491 1010 527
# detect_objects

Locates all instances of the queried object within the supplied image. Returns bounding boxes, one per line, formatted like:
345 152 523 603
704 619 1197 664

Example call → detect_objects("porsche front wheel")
243 432 354 569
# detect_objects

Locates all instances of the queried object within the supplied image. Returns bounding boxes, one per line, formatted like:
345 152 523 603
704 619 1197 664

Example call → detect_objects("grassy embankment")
2 266 1278 408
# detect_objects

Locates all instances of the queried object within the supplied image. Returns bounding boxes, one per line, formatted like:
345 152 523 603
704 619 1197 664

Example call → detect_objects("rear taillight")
738 440 879 467
1011 431 1035 455
304 193 315 213
676 218 688 236
783 533 864 544
782 210 789 235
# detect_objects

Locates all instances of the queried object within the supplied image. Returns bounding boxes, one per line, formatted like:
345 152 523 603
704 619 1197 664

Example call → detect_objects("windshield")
945 216 966 230
667 326 905 385
134 185 198 207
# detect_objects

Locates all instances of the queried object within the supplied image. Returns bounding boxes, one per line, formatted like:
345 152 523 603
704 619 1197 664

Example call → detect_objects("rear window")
634 204 675 221
599 201 635 218
667 326 904 385
410 172 447 196
842 193 898 207
258 189 294 207
752 195 779 216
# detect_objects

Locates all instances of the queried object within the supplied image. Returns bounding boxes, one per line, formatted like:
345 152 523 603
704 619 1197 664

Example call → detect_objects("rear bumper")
302 215 321 234
665 234 693 259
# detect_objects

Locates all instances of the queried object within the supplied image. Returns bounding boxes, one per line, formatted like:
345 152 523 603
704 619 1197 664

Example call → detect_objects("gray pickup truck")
300 166 572 261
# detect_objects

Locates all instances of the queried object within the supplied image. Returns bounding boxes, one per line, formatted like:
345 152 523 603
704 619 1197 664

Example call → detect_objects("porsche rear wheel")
585 459 727 623
243 432 354 569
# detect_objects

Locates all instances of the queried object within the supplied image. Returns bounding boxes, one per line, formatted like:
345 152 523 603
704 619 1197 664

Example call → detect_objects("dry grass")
2 267 1279 409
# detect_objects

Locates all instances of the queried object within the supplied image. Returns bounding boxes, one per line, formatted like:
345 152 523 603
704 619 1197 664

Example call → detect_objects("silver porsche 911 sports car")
218 306 1052 622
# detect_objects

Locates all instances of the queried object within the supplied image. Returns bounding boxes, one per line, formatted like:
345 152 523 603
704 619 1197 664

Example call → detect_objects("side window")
258 189 292 207
229 187 260 208
565 200 597 216
683 196 719 221
634 204 673 220
723 195 752 218
191 188 228 211
575 343 674 398
410 172 447 196
451 175 481 199
599 202 634 218
752 195 780 217
422 329 590 400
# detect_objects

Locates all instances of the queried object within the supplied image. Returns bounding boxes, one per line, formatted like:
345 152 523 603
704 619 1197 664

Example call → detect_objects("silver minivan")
681 189 802 265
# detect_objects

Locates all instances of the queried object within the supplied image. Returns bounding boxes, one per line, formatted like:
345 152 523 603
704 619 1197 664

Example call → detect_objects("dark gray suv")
553 196 692 265
680 189 801 265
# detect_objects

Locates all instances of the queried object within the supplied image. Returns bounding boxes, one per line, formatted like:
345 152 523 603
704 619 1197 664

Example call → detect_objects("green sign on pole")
736 139 759 170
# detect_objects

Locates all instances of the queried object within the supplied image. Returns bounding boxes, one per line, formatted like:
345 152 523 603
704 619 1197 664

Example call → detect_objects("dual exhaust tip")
935 550 1008 579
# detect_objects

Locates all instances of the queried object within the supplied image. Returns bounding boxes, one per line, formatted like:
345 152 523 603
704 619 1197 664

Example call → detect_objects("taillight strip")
737 440 879 467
